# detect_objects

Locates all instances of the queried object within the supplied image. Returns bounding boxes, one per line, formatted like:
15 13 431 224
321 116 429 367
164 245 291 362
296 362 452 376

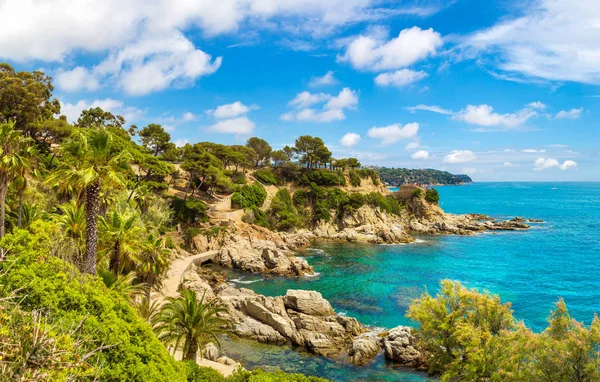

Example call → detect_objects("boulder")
284 290 335 316
202 342 220 361
180 269 216 301
349 337 381 365
383 326 425 369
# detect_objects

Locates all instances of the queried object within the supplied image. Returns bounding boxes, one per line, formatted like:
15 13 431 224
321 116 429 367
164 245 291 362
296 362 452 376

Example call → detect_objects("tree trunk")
109 241 121 273
17 189 24 228
84 181 101 275
0 177 8 239
184 176 192 201
184 337 198 361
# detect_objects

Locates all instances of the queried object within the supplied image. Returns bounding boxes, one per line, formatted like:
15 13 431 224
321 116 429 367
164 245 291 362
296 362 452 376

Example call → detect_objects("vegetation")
409 280 600 381
253 168 280 185
424 188 440 204
231 183 267 209
376 167 472 186
185 365 328 382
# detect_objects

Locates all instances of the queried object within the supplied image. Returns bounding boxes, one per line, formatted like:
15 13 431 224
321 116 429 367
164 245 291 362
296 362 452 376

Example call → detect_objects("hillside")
375 167 473 186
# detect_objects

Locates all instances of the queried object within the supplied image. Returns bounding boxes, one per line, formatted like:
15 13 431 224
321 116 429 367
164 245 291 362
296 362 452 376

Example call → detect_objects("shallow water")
221 182 600 381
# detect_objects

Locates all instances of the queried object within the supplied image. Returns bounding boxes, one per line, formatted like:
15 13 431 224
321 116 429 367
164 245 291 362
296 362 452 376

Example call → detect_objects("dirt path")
162 250 220 299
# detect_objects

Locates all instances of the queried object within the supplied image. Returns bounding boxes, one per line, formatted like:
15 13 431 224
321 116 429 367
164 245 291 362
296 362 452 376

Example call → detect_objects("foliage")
183 227 202 249
348 170 361 187
268 188 301 231
155 289 228 361
292 190 309 209
411 188 422 198
242 206 270 228
376 167 473 186
246 137 272 167
425 188 440 204
293 136 331 169
0 224 186 381
299 169 346 187
231 183 267 209
139 124 172 156
253 169 280 185
170 198 208 226
185 365 329 382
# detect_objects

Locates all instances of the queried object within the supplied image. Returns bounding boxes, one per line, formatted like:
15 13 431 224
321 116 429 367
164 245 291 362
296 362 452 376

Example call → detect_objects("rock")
349 337 381 365
202 342 220 361
383 326 426 369
284 290 335 316
180 269 216 301
217 356 242 368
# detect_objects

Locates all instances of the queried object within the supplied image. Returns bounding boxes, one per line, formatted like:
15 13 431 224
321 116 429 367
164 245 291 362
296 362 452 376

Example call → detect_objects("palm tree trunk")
17 189 24 228
0 176 8 239
109 240 121 273
84 181 101 275
184 337 198 361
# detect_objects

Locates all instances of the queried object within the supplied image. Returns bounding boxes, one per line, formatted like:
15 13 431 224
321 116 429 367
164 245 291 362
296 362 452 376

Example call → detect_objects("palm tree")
136 234 171 301
155 289 228 361
99 209 144 274
0 121 33 238
54 200 86 267
47 129 132 274
13 144 39 228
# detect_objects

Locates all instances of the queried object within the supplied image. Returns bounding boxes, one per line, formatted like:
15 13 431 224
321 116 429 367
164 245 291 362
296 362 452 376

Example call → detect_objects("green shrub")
292 190 309 209
185 362 226 382
183 226 202 249
227 369 329 381
425 188 440 204
348 170 361 187
242 206 269 228
171 197 208 226
411 188 423 199
232 183 267 209
299 169 345 187
364 192 403 216
0 223 186 382
269 189 301 231
254 169 280 185
231 171 247 185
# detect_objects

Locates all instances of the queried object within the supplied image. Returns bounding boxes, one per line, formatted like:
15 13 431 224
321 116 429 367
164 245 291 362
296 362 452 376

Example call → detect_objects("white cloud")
452 104 537 129
503 161 519 168
182 112 197 121
340 133 361 147
207 116 255 135
462 167 478 175
283 88 358 123
465 0 600 84
288 91 330 108
406 104 453 115
534 157 578 171
339 26 442 71
555 108 583 120
163 124 176 132
60 98 144 124
374 69 428 87
411 150 429 160
405 141 420 150
206 101 258 119
443 150 477 163
368 122 419 145
527 101 547 110
55 67 99 92
523 149 546 153
325 88 358 110
174 138 189 147
309 71 337 87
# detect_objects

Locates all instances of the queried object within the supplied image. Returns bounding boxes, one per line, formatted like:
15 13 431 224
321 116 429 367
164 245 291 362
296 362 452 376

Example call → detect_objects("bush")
242 206 269 228
185 362 225 382
269 189 301 231
348 170 361 187
425 188 440 204
183 226 202 249
411 188 423 199
0 223 186 382
171 197 208 226
231 183 267 209
231 171 246 185
299 169 345 187
227 369 329 381
254 169 280 185
292 190 309 209
365 192 402 216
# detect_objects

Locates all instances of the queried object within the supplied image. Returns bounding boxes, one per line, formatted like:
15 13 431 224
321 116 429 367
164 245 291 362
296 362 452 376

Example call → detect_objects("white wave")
414 239 427 244
304 272 321 278
230 278 264 285
306 248 326 254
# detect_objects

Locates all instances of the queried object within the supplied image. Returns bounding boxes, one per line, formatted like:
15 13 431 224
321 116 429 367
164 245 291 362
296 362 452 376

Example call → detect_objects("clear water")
221 182 600 381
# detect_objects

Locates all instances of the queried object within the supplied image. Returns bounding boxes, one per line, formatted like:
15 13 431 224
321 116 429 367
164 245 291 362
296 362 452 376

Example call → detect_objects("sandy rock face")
283 290 334 316
383 326 426 369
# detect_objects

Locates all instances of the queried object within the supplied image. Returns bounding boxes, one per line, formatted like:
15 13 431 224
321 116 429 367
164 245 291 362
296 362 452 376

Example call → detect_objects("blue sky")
1 0 598 181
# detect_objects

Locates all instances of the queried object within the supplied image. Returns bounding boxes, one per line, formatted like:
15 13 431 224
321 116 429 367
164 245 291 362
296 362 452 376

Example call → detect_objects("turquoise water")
223 182 600 380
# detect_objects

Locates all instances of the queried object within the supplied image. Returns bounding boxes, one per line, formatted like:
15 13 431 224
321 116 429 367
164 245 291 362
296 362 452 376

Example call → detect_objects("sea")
219 182 600 381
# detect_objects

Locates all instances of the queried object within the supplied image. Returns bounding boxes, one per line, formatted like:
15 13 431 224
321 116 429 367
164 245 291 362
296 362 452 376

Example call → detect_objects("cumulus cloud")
374 69 428 87
534 157 578 171
309 71 337 87
405 141 420 150
368 123 419 145
443 150 477 163
340 133 361 147
523 149 546 153
555 108 583 119
207 116 255 135
182 112 197 121
282 88 358 123
503 161 519 168
452 104 537 129
406 104 453 115
339 26 442 71
465 0 600 84
527 101 547 110
174 139 189 147
60 98 144 124
411 150 429 160
55 67 99 92
206 101 258 119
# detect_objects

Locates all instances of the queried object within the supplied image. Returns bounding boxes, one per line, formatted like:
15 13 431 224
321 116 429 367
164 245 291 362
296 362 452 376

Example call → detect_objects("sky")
1 0 598 181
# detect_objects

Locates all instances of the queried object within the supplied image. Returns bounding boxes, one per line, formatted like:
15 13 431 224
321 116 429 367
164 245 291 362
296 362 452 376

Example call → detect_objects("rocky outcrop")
383 326 426 369
349 337 381 365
